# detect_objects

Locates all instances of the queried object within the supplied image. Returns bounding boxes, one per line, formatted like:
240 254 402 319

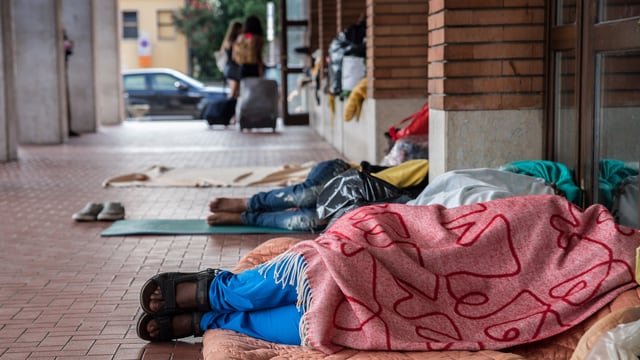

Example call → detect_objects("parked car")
122 68 227 119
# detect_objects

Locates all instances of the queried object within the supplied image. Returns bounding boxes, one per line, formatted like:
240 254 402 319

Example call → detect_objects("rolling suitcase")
203 97 236 126
236 78 279 131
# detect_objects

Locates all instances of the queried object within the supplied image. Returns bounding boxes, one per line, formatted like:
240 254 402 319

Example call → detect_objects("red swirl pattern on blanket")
291 194 640 354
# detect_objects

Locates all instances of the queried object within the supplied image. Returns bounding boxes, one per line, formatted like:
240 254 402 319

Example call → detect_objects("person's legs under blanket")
202 253 306 344
242 207 326 231
247 159 352 212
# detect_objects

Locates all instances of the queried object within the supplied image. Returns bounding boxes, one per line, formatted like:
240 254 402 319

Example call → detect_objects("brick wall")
337 0 366 32
428 0 545 110
309 0 319 53
367 0 429 99
318 0 337 72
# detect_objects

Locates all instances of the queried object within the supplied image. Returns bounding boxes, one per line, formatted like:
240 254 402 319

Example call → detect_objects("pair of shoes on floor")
72 202 125 221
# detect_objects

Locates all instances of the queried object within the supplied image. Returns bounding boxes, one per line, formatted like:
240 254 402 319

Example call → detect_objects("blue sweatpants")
200 261 303 345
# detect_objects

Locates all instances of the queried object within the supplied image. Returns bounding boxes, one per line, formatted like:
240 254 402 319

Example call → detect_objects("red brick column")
367 0 429 99
337 0 366 32
309 0 319 53
319 0 337 71
428 0 545 110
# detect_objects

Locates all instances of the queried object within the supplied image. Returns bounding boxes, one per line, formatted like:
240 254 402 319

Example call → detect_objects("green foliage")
173 0 277 81
173 0 218 80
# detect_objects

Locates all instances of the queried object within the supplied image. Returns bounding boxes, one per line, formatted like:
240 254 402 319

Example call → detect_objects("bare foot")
146 313 195 340
208 197 248 213
147 282 197 314
207 212 243 226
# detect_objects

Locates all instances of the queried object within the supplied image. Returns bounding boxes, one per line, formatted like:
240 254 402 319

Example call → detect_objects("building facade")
118 0 189 73
1 0 638 212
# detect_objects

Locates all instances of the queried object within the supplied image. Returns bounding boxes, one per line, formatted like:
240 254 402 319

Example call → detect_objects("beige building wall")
118 0 188 73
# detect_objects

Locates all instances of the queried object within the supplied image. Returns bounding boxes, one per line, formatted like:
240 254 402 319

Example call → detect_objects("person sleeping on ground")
207 164 563 232
138 194 640 353
206 158 429 232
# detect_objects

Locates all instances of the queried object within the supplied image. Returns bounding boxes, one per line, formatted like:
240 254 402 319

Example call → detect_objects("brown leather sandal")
136 312 203 342
139 268 221 316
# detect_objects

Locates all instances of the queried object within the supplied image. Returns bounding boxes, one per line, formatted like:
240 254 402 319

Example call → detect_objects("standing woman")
220 21 243 98
233 15 265 79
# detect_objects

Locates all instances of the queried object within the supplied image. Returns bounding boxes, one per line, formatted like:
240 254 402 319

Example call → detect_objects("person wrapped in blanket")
138 191 640 353
206 158 430 232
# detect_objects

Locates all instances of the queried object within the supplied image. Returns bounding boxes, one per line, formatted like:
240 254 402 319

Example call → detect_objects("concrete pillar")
3 0 118 153
427 1 545 180
62 0 96 134
93 0 123 126
14 0 67 144
0 0 18 161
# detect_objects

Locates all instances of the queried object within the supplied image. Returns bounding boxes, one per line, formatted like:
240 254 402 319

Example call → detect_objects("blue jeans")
241 159 351 231
200 257 305 345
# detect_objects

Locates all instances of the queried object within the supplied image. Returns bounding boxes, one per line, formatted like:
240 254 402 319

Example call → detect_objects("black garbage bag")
316 168 412 227
327 20 366 95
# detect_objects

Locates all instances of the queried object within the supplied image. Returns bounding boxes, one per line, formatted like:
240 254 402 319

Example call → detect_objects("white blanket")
408 168 556 207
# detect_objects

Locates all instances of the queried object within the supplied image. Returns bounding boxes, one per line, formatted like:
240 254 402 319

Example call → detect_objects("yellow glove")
344 78 367 121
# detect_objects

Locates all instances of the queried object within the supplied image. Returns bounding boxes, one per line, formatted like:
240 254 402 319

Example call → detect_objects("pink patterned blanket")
289 195 640 354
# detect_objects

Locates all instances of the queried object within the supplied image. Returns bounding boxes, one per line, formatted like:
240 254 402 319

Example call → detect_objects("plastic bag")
214 49 227 72
381 134 429 166
387 102 429 143
327 20 366 95
341 56 365 92
316 168 411 226
584 319 640 360
611 175 638 228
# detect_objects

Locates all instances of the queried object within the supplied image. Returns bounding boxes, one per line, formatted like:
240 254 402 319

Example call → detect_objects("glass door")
546 0 581 193
279 0 310 125
589 1 640 218
547 0 640 224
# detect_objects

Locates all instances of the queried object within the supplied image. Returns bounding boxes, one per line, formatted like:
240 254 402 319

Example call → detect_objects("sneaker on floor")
72 202 104 222
97 202 125 221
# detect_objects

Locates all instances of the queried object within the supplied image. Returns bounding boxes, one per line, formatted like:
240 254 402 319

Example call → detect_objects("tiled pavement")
0 120 343 359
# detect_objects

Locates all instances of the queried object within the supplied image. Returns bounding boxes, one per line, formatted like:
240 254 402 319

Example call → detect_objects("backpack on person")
232 35 256 65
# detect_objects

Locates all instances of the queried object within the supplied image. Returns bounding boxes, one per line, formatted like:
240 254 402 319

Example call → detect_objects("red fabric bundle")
388 102 429 142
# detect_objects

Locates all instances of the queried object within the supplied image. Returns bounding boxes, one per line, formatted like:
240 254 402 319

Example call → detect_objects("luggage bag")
237 78 279 131
203 97 237 126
